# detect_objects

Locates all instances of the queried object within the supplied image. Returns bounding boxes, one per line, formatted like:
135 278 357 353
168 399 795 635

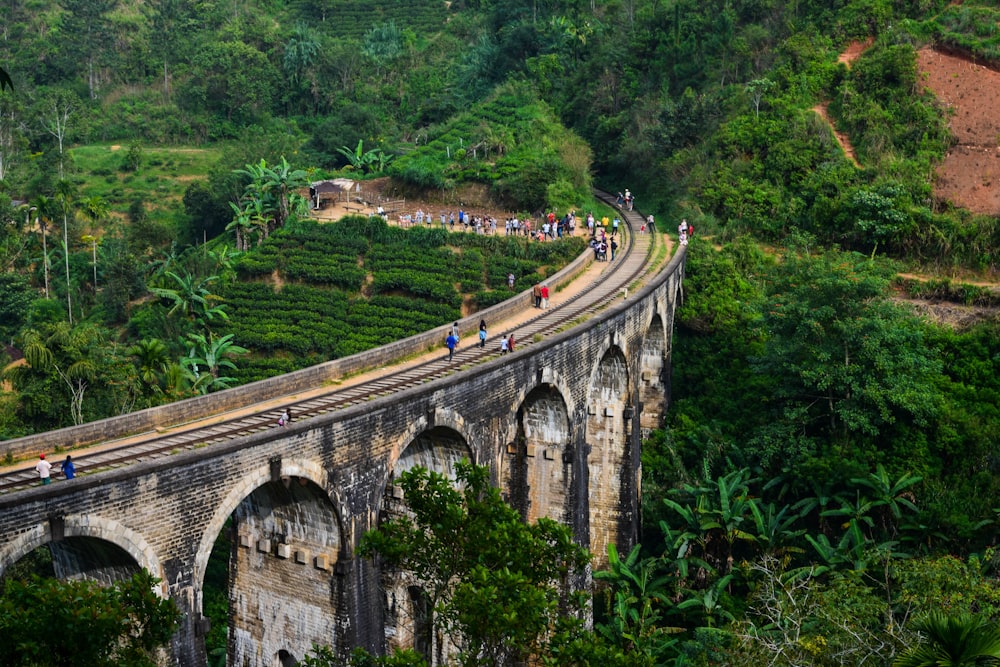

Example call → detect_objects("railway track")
1 194 659 494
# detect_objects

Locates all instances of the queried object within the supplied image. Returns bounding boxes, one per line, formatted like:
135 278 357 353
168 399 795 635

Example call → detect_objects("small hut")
309 179 353 209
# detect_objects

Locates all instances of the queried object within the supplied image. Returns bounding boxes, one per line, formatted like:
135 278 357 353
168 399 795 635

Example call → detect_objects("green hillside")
3 0 1000 663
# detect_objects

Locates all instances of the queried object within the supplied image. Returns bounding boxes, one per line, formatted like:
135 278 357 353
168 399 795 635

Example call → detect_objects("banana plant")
594 544 683 662
336 139 393 174
675 573 736 628
851 464 922 538
747 500 806 558
662 468 763 574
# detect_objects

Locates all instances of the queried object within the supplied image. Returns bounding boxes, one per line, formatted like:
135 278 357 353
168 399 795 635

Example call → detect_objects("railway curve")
0 192 667 495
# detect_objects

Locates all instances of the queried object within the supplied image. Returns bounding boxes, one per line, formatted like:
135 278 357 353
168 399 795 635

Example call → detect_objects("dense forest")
3 0 1000 664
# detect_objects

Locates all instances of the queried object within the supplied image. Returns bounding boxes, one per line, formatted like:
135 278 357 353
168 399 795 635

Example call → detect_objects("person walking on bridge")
35 454 52 485
446 331 459 361
61 455 76 480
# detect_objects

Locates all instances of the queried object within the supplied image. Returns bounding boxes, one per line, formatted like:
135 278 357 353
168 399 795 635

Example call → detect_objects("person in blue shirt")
61 455 76 480
446 332 459 361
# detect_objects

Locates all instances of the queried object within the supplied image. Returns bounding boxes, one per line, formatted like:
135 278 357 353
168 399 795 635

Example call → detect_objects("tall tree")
749 250 942 479
359 460 593 667
38 90 74 179
0 570 179 667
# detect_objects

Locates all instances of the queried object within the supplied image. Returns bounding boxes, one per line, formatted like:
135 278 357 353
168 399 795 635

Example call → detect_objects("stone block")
277 543 291 559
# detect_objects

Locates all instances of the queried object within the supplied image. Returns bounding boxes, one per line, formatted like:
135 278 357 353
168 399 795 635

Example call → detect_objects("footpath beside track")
0 195 668 495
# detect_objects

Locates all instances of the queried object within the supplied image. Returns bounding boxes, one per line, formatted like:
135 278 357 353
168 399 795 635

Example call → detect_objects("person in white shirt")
35 454 52 485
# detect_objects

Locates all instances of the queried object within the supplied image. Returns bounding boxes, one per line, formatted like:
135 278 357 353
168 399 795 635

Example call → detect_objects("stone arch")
638 312 669 437
384 584 433 665
381 422 472 664
495 367 575 477
193 458 333 589
585 344 632 570
502 382 573 525
193 458 343 667
0 515 162 594
394 423 473 480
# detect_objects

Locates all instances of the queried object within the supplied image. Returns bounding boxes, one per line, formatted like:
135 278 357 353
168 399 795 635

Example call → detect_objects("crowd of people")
384 206 599 244
378 187 703 374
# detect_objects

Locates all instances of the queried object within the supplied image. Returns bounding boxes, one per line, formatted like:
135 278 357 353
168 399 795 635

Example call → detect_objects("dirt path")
811 39 871 167
813 103 860 167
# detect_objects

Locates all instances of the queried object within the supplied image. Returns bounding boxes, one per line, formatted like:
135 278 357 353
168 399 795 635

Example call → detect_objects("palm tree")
54 179 77 323
31 195 54 298
283 23 320 85
894 612 1000 667
127 338 170 387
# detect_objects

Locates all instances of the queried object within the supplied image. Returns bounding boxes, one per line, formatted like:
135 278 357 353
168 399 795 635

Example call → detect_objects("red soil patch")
817 42 1000 215
838 37 873 67
917 47 1000 215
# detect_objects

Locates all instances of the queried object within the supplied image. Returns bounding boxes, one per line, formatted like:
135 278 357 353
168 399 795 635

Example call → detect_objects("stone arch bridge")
0 243 686 666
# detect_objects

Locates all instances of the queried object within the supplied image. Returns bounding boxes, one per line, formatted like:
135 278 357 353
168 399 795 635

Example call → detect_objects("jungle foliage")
641 236 1000 663
0 569 179 667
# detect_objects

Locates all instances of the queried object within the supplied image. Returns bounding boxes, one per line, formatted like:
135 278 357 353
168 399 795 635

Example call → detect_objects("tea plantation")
218 216 585 382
